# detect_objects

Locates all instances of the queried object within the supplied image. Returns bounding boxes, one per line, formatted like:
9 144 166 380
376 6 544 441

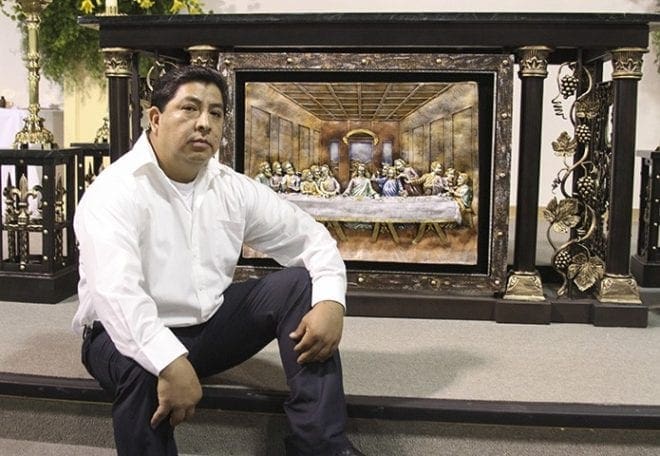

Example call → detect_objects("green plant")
0 0 204 87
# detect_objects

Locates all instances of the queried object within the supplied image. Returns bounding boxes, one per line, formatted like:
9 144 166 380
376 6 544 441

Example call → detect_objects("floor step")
2 395 660 456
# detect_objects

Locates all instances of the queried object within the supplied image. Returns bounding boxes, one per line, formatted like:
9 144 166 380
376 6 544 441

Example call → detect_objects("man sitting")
72 64 364 456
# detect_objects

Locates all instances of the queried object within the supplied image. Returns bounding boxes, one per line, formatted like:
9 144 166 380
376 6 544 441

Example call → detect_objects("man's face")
261 163 272 177
148 81 224 182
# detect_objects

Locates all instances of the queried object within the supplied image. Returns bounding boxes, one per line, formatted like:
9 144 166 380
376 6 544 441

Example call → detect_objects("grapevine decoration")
552 71 579 118
545 62 612 297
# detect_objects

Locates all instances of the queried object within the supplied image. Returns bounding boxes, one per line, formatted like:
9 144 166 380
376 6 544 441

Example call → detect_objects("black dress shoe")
334 446 366 456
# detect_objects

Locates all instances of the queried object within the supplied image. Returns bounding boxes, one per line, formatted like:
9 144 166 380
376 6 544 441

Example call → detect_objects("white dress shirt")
72 132 347 376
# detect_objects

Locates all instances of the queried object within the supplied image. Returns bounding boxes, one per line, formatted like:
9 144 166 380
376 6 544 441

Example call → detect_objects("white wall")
0 0 657 209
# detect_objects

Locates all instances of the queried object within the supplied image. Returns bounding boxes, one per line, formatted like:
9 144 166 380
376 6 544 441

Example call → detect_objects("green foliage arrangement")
41 0 105 87
0 0 204 88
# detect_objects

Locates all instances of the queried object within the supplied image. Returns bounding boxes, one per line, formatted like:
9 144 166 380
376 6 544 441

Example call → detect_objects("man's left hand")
289 300 344 364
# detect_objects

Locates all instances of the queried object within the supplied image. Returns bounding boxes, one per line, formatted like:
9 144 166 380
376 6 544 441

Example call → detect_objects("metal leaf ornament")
567 253 604 291
543 197 581 233
551 131 578 157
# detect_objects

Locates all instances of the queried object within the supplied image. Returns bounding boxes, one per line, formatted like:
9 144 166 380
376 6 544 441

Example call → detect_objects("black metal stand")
631 148 660 287
70 143 110 202
0 149 79 303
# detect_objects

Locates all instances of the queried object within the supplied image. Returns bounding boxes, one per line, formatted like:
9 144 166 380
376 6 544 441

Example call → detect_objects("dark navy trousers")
81 267 350 455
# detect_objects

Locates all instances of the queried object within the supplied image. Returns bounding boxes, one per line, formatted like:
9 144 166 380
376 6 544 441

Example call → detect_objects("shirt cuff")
137 326 189 376
311 274 347 310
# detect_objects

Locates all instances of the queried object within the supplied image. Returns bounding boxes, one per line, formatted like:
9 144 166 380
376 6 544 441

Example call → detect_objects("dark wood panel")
86 14 654 63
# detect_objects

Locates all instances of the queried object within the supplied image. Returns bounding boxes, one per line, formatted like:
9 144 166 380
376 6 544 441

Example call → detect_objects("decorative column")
102 48 133 162
503 46 552 303
13 0 55 149
595 48 646 306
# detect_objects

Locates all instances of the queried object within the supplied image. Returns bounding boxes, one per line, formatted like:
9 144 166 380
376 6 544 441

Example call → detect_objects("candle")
105 0 118 14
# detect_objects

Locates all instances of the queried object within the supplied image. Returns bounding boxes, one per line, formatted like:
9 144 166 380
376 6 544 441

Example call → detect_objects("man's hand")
289 300 344 364
150 355 202 429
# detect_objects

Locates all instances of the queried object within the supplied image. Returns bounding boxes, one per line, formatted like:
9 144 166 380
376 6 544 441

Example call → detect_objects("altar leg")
501 46 552 311
103 48 133 162
594 48 647 326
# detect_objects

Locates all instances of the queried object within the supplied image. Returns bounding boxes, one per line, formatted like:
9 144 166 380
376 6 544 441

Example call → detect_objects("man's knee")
118 361 156 392
276 267 312 303
280 267 312 288
257 267 313 323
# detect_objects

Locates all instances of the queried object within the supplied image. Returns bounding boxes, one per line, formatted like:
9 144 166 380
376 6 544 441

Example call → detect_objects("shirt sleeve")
75 181 188 376
240 178 347 309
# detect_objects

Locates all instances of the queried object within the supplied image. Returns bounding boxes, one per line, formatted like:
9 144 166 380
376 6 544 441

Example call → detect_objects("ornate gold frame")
220 52 513 297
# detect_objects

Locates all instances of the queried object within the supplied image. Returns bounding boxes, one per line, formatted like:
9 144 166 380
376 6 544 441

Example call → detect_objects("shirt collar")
130 130 225 184
129 131 161 173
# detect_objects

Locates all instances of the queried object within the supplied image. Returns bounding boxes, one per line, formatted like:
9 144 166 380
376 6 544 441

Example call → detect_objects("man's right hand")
150 355 202 429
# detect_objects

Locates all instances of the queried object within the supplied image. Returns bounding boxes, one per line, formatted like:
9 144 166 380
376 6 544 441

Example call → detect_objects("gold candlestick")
13 0 56 149
105 0 118 15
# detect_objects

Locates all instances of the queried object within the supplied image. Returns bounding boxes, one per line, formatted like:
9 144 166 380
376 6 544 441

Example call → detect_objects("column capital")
516 46 553 78
610 48 648 80
187 45 219 68
102 47 133 78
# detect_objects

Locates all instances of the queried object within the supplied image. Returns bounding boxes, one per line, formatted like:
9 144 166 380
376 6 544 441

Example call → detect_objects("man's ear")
147 106 161 133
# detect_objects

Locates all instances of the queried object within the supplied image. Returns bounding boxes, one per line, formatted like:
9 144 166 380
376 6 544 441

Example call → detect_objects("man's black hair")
150 65 228 112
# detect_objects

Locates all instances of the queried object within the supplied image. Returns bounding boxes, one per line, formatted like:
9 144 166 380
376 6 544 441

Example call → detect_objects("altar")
79 12 659 326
